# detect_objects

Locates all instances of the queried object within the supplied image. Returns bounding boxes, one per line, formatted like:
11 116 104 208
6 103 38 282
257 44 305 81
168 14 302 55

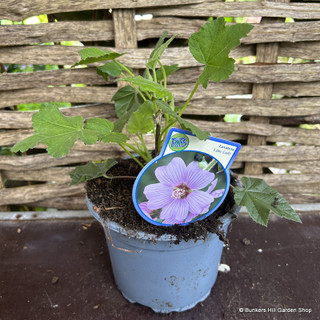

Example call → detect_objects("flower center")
171 183 191 199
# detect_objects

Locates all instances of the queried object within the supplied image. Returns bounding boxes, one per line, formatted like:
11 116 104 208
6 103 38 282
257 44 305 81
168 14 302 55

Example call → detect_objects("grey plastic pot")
86 196 239 313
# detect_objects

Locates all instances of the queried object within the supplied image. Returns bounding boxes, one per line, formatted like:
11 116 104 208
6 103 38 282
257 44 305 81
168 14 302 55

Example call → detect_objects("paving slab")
0 213 319 320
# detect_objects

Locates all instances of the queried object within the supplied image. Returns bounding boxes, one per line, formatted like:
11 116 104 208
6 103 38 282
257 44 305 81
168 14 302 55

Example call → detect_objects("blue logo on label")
169 134 189 151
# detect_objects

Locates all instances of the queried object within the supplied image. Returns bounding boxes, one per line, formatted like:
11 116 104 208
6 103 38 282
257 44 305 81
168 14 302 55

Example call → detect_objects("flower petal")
160 199 189 221
206 178 218 194
144 183 173 210
185 161 215 190
155 157 186 187
186 190 214 215
211 189 225 198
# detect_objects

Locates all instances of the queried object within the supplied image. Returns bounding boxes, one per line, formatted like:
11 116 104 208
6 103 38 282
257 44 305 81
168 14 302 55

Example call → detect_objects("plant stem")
159 61 167 88
119 143 144 168
137 133 152 162
204 158 217 171
178 80 200 117
122 141 150 163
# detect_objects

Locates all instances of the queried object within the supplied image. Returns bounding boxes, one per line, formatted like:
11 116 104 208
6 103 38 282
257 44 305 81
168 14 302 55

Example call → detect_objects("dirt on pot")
86 159 237 243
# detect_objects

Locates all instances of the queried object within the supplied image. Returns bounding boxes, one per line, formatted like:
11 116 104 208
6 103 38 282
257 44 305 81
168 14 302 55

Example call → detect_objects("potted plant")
12 18 301 313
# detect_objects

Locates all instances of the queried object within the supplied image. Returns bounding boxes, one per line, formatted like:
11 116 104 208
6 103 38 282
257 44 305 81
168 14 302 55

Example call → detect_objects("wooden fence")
1 0 320 211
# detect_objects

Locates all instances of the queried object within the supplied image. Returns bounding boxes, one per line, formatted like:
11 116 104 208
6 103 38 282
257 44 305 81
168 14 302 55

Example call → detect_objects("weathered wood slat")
2 96 320 130
2 146 319 172
2 63 320 91
137 19 320 44
3 19 320 46
0 21 114 46
238 173 320 186
261 161 320 173
0 83 252 108
1 42 318 67
1 0 202 21
192 120 320 146
182 97 320 117
0 45 255 66
29 196 87 210
0 151 123 171
167 63 320 84
2 167 74 183
141 2 320 20
0 68 107 90
0 128 244 148
278 42 320 60
237 146 320 162
0 182 85 205
273 82 320 97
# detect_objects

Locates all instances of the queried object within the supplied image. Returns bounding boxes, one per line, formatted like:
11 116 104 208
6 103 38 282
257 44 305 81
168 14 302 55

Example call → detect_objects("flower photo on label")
136 152 227 225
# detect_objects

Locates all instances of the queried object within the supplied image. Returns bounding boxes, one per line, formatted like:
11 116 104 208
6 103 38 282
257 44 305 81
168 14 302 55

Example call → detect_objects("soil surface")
86 159 237 243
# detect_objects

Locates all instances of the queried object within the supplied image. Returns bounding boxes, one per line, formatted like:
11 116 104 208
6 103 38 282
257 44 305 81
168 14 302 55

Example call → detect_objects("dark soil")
86 159 238 243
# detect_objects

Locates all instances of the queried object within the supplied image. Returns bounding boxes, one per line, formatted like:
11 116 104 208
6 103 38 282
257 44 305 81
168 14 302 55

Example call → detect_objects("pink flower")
143 157 216 223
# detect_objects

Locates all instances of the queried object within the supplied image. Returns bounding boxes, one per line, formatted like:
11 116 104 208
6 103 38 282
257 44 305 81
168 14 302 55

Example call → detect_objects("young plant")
12 18 301 226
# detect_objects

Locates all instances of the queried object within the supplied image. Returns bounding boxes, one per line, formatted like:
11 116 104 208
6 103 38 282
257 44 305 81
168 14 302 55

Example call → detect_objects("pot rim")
86 195 240 242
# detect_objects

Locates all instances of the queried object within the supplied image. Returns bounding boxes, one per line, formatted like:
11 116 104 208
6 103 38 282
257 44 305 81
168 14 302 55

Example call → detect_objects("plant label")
132 128 241 226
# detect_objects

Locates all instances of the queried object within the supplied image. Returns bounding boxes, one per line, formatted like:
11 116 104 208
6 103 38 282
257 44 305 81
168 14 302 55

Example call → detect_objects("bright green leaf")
97 61 126 81
234 177 302 227
100 132 129 144
127 101 154 134
120 76 173 100
81 117 114 144
30 106 84 157
112 85 142 118
188 18 253 87
73 47 124 67
156 64 179 82
146 34 176 70
69 159 118 185
155 100 210 140
11 134 43 153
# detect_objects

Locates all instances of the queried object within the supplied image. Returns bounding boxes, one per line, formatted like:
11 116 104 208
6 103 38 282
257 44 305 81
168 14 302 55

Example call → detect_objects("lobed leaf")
69 159 118 185
81 117 114 144
126 101 154 134
112 85 142 118
188 17 253 88
31 106 84 158
234 177 302 226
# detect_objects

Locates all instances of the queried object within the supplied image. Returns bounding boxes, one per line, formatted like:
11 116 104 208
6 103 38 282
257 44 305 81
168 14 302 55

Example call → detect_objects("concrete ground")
0 212 319 320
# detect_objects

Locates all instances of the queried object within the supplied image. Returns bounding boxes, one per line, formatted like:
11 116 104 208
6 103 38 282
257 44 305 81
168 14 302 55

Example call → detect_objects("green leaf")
127 101 154 134
11 134 43 153
100 132 129 144
146 34 176 70
234 177 302 227
155 100 210 140
73 48 124 67
81 117 114 144
30 106 84 157
97 61 126 81
113 101 142 133
189 18 253 88
69 159 118 185
112 85 142 118
120 76 173 100
155 64 179 82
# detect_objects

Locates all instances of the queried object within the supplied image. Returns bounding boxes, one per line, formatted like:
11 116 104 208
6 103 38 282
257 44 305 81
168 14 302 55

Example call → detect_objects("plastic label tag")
132 128 241 226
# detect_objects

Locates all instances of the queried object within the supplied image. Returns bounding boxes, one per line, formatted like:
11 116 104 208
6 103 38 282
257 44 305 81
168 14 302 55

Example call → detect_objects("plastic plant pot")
86 196 239 313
